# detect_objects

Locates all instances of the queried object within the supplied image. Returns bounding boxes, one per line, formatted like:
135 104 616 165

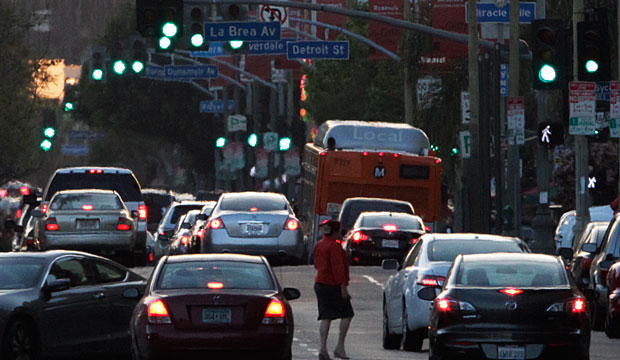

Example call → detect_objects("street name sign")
204 22 281 42
190 42 226 58
286 41 349 60
165 65 218 80
500 64 508 97
461 91 470 124
610 81 620 138
145 64 166 80
466 2 536 23
507 97 525 145
227 114 247 132
569 81 596 135
596 81 610 101
200 100 235 113
248 39 294 55
259 5 289 27
61 144 90 157
459 130 471 159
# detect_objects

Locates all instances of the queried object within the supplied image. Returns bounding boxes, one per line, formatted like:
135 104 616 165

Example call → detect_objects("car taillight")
197 229 206 238
148 252 154 262
411 238 418 245
19 186 30 196
352 231 369 242
435 297 476 313
138 204 147 220
147 299 171 324
45 218 58 231
82 204 93 211
285 219 299 231
117 217 132 231
417 275 445 288
425 225 431 232
500 288 523 296
383 224 398 232
42 204 49 214
180 235 189 246
0 189 6 197
208 218 223 229
88 169 103 174
250 207 258 212
15 209 22 219
547 297 586 313
207 282 224 289
262 299 285 324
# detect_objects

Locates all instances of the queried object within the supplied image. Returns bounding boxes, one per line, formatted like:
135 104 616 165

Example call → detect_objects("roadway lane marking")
363 275 383 288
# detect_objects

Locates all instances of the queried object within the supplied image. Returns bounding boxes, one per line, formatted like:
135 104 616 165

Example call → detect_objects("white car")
381 233 530 352
554 205 613 252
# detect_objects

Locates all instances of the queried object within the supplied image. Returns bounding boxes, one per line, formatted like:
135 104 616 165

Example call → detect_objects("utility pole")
466 0 480 231
573 0 590 242
403 0 414 124
507 0 521 238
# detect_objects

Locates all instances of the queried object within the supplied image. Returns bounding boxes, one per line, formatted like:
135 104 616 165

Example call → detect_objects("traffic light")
63 83 78 112
577 21 610 82
129 37 146 74
247 133 258 147
136 0 183 51
220 4 249 54
90 47 106 82
531 19 566 89
216 137 227 148
279 137 292 151
40 110 56 152
109 41 126 76
185 5 208 49
537 123 564 147
136 0 159 37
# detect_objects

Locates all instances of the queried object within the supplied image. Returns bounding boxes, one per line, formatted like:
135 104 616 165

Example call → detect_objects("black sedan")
130 254 300 360
0 251 145 359
424 253 595 360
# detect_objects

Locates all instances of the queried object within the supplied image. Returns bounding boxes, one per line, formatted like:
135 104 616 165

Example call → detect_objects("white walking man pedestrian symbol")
541 125 551 143
588 177 597 189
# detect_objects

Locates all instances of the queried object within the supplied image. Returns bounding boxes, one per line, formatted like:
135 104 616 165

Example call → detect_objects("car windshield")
50 193 123 211
427 239 526 262
343 201 413 229
45 173 142 201
456 260 567 287
0 258 45 289
157 261 274 290
359 214 422 230
219 195 288 212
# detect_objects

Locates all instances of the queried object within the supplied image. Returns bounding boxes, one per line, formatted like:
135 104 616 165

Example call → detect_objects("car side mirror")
558 248 573 260
283 287 301 301
31 210 42 218
581 243 597 253
382 259 399 271
3 219 16 230
45 278 71 292
196 214 208 221
417 286 437 301
122 288 141 299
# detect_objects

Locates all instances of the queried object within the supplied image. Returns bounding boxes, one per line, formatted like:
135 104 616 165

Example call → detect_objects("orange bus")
300 120 443 258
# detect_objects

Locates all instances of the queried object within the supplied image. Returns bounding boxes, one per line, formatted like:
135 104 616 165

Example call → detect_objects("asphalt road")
134 265 620 360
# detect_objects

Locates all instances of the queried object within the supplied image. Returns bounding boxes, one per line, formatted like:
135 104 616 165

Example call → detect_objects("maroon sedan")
130 254 300 360
606 260 620 338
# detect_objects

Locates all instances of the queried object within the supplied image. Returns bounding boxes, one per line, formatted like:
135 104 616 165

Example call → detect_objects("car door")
387 239 424 329
38 256 111 355
90 258 145 349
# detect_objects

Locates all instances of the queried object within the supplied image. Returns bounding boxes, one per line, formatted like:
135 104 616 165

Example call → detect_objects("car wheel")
401 303 423 352
2 319 39 360
605 312 620 338
382 299 401 349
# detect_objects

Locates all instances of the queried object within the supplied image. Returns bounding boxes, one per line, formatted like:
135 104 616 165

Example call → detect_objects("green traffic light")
279 137 291 151
92 68 104 81
585 60 599 73
162 22 178 37
229 40 244 50
216 137 227 148
43 127 55 138
538 64 557 83
247 133 258 147
113 60 126 75
40 139 52 152
64 102 74 112
132 60 144 73
191 34 204 47
159 36 172 50
451 147 459 155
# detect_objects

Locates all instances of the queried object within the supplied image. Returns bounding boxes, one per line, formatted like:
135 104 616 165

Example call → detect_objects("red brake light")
572 298 585 313
180 235 189 246
320 151 327 156
117 217 132 231
435 159 441 164
393 153 399 158
197 228 206 238
285 219 299 231
15 209 22 219
0 189 6 197
19 186 30 196
147 299 171 324
207 282 224 289
417 275 445 287
378 152 384 157
382 224 398 232
88 169 103 174
362 151 369 156
437 298 452 311
264 299 285 318
411 238 418 244
500 288 523 296
208 218 223 229
42 204 49 214
422 278 438 286
138 204 148 220
352 231 368 242
82 204 93 211
250 207 258 212
45 217 58 231
425 225 431 232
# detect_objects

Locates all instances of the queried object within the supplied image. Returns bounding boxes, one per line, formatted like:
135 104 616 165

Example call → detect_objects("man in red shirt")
314 220 354 360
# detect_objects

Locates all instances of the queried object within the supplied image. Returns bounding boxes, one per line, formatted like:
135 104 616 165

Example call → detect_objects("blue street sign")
204 21 280 42
500 64 508 97
466 2 536 23
200 100 236 113
61 144 90 157
596 81 610 101
145 64 166 80
165 65 218 80
287 41 349 60
191 42 226 58
248 39 294 55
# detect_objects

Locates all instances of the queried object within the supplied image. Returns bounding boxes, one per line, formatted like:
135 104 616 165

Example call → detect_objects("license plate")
498 345 525 360
244 223 263 234
202 308 231 324
382 239 399 248
76 219 99 230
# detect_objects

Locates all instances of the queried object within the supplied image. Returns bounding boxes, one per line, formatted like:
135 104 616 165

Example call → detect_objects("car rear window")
0 258 45 289
219 195 288 211
360 214 423 230
342 201 414 229
45 173 142 202
50 193 123 211
427 239 527 262
169 205 204 225
157 261 274 290
457 261 567 287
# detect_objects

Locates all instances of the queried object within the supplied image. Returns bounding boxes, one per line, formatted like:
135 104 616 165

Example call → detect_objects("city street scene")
1 0 620 359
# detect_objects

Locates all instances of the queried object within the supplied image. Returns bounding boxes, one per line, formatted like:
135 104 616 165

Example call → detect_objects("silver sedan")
200 192 306 264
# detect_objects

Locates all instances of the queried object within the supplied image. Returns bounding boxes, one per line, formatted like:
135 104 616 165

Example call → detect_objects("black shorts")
314 282 354 320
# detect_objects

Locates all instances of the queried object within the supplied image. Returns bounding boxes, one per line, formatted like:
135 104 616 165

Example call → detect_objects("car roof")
165 253 266 264
53 189 118 196
421 233 520 242
54 167 134 174
461 252 558 263
0 250 105 260
172 201 213 206
220 191 286 199
358 211 421 219
343 197 412 205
